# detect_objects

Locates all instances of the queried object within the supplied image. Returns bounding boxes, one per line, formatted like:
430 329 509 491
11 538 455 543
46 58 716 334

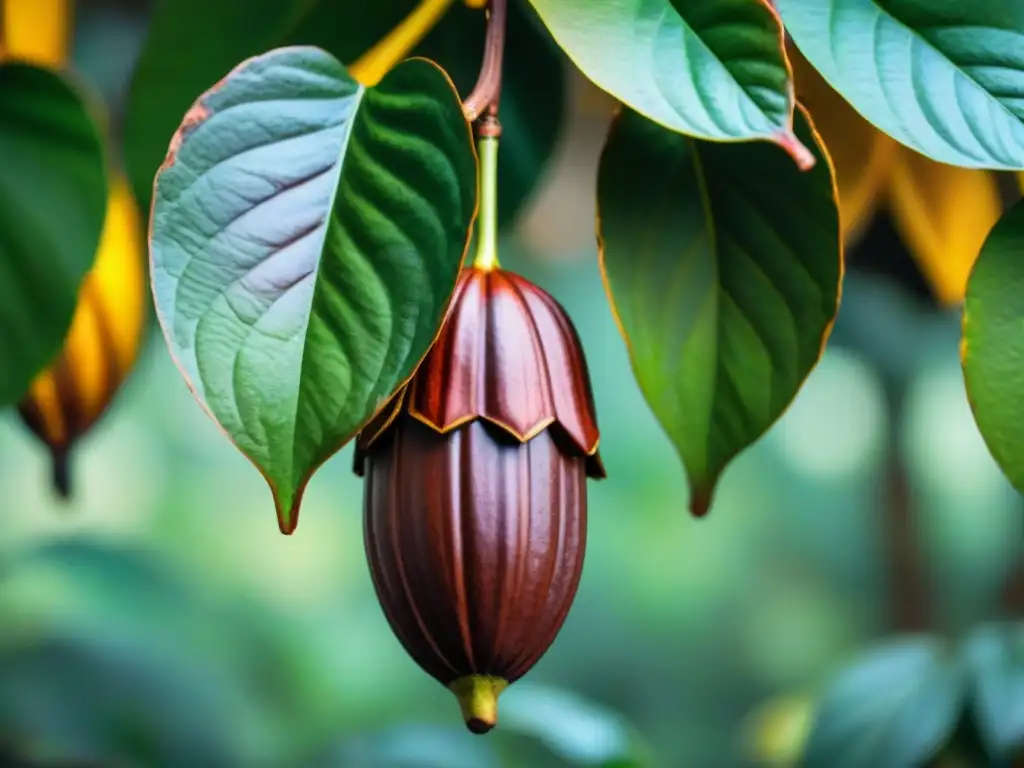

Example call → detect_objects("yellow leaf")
886 147 1002 306
2 0 71 67
349 0 455 87
787 43 897 241
18 173 147 495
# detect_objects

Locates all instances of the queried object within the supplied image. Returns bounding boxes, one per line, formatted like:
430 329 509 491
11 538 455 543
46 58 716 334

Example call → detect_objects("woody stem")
462 0 507 122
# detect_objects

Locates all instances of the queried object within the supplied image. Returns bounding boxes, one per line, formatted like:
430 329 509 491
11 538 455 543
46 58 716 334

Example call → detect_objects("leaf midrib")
286 80 367 494
666 0 791 135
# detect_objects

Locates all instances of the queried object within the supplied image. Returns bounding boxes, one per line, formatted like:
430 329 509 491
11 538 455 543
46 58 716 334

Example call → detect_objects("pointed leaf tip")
689 484 714 518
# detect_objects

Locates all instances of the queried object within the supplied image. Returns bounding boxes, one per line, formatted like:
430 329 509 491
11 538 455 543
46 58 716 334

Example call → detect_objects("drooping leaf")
148 47 477 534
963 623 1024 761
802 638 966 768
125 0 561 229
775 0 1024 170
788 42 897 239
527 0 813 167
886 148 1002 307
0 62 107 406
18 172 148 499
596 107 840 516
962 198 1024 496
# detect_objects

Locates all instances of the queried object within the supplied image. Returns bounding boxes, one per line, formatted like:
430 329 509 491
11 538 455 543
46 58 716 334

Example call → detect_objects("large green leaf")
125 0 562 229
962 199 1024 495
0 63 107 406
963 623 1024 761
528 0 813 167
148 47 476 534
775 0 1024 170
596 107 840 516
802 638 966 767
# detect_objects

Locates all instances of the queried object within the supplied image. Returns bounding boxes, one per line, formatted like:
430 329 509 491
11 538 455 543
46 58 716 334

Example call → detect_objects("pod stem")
472 125 501 271
450 674 508 734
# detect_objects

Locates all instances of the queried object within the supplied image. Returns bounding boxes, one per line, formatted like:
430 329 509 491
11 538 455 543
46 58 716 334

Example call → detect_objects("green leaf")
775 0 1024 170
962 198 1024 495
0 63 107 406
527 0 814 167
499 683 652 767
148 47 476 534
963 623 1024 759
596 107 840 516
802 638 966 768
125 0 562 229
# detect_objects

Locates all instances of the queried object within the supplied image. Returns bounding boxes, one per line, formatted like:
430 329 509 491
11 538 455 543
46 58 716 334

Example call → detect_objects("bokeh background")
1 1 1021 766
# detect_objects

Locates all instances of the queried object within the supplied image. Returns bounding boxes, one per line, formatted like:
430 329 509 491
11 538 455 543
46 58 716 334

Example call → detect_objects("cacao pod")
355 265 604 733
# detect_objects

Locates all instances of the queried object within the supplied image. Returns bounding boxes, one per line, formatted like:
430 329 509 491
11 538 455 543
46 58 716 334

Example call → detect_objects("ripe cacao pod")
355 265 604 733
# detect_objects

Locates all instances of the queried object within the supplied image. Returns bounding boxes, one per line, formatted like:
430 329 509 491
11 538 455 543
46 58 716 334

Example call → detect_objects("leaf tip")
272 486 304 536
776 130 816 171
689 483 717 519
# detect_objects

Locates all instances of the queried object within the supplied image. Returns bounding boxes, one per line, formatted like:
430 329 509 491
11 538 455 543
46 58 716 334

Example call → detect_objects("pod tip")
449 675 507 735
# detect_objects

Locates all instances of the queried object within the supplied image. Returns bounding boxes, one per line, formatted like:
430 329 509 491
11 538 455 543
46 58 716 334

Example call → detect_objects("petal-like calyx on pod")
355 266 603 734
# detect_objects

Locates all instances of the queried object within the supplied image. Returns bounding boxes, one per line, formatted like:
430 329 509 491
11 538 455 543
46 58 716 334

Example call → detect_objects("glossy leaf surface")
149 47 476 533
964 623 1024 760
802 638 965 767
886 148 1002 307
776 0 1024 169
597 108 840 515
528 0 812 167
962 198 1024 497
125 0 561 228
0 63 107 406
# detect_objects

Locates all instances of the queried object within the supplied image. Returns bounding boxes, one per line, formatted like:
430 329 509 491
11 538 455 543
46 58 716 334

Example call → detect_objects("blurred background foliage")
2 0 1024 766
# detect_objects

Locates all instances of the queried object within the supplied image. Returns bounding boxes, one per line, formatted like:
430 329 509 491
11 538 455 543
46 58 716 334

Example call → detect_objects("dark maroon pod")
354 266 604 734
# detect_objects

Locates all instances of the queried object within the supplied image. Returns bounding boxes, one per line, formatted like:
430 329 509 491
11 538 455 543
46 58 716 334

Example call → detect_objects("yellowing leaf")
787 43 896 240
886 147 1002 307
2 0 71 67
19 173 147 495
